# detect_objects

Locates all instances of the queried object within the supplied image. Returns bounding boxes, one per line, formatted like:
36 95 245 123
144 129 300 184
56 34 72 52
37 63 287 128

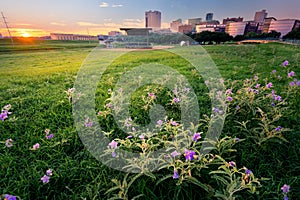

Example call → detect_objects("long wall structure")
50 33 98 41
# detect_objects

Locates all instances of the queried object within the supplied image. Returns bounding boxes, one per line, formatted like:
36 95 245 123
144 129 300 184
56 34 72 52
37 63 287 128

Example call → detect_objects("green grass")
0 40 299 199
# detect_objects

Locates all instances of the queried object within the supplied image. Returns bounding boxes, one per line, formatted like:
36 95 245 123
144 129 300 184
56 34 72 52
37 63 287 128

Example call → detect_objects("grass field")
0 39 299 199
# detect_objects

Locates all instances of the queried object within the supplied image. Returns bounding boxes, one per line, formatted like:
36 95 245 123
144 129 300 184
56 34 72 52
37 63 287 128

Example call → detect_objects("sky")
1 0 300 37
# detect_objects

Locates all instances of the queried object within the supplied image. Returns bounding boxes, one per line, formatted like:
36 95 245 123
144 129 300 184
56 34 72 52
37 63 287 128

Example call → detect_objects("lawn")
0 39 299 199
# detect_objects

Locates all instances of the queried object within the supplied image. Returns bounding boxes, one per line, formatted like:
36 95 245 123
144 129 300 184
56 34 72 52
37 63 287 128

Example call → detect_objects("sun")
22 32 31 37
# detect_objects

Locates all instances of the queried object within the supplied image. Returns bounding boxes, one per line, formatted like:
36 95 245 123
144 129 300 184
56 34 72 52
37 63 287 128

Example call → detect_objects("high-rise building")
223 17 243 25
206 13 213 22
268 19 300 37
145 10 161 30
254 9 268 34
254 10 268 23
170 19 183 32
188 18 202 30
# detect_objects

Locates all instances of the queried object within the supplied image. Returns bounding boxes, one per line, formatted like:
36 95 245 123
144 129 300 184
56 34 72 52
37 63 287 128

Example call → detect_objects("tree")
283 27 300 39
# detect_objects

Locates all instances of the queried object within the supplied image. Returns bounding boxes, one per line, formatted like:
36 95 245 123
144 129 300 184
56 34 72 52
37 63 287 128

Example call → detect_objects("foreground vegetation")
0 40 299 199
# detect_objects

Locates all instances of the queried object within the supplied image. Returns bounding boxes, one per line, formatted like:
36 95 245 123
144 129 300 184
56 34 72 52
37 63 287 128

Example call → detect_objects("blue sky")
1 0 300 36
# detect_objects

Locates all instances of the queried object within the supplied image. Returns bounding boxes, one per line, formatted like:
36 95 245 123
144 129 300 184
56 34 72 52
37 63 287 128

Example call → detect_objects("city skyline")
1 0 300 37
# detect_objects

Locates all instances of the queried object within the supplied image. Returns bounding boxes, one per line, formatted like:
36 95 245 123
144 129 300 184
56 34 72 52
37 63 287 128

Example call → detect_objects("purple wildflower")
274 95 282 101
297 81 300 86
67 88 75 94
254 75 259 81
172 97 180 104
266 82 273 89
255 84 261 89
235 138 240 142
289 82 295 87
245 169 252 175
275 126 282 132
157 120 163 126
284 195 289 200
217 90 222 98
127 135 133 139
84 117 93 127
192 133 201 142
5 139 13 148
228 161 236 167
278 75 282 79
139 135 145 140
124 118 132 127
254 90 259 94
227 96 233 101
46 169 53 176
171 150 181 158
226 89 233 95
184 149 197 161
212 107 219 113
0 111 8 121
183 87 190 93
148 92 156 99
173 170 179 179
105 102 112 108
281 60 289 67
281 184 290 193
112 151 117 157
236 106 240 110
32 143 40 150
46 134 54 139
288 71 295 78
170 121 178 126
271 69 277 74
41 175 50 183
4 194 16 200
109 140 118 149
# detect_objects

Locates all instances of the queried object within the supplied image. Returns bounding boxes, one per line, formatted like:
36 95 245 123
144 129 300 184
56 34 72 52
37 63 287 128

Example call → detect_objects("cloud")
99 2 109 7
112 4 123 8
122 19 144 27
51 22 66 26
14 23 32 26
77 22 102 27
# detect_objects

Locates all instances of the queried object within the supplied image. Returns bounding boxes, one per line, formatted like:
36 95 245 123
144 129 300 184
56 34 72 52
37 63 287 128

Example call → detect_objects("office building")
263 17 277 33
225 22 247 37
254 9 268 23
170 19 183 32
188 18 202 30
196 24 226 33
178 24 193 34
108 31 122 36
245 21 259 34
254 9 268 34
206 13 213 22
268 19 300 37
145 10 161 30
223 17 243 25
